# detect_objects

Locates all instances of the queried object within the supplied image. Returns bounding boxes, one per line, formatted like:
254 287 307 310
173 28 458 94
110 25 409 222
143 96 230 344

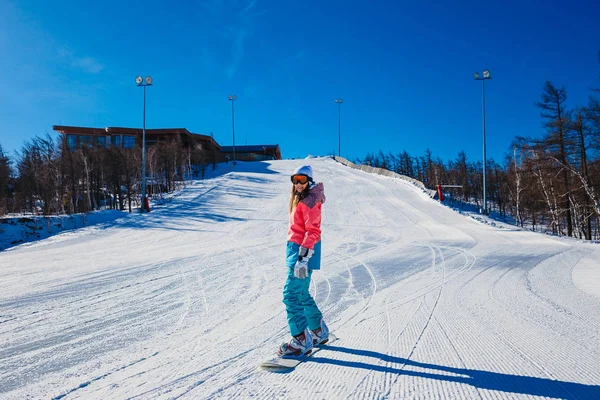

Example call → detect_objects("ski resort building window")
123 135 136 149
66 134 77 150
79 135 93 148
111 135 121 147
95 136 106 147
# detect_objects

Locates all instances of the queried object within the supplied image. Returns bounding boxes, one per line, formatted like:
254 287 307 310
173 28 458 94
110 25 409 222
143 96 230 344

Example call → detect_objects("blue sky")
0 0 599 164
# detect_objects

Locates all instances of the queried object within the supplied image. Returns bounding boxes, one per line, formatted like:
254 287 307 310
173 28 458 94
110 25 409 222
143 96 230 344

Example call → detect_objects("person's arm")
301 203 322 250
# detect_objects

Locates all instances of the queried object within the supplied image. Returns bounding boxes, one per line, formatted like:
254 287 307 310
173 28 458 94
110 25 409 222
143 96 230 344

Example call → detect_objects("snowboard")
260 333 337 371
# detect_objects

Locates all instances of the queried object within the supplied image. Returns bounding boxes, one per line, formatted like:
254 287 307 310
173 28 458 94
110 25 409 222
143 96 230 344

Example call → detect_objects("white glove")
298 246 314 260
294 246 314 279
294 259 309 279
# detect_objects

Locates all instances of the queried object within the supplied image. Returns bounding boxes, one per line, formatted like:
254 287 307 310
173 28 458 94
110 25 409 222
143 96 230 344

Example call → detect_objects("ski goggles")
291 174 310 185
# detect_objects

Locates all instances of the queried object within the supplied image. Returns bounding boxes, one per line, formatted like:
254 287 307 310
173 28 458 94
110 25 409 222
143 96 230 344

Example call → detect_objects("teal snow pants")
283 267 323 337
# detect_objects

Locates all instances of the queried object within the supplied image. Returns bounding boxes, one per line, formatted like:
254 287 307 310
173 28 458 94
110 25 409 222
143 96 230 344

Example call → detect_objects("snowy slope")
1 157 599 399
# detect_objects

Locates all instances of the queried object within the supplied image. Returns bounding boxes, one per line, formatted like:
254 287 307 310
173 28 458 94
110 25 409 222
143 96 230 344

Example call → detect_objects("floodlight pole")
335 99 343 157
474 71 491 214
229 95 237 165
136 76 152 213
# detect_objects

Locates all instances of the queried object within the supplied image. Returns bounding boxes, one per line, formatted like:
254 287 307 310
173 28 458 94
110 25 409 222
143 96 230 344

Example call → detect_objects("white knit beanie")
292 165 313 181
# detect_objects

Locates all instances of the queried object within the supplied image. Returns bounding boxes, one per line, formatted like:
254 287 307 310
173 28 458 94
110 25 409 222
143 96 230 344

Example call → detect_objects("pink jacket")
287 182 326 250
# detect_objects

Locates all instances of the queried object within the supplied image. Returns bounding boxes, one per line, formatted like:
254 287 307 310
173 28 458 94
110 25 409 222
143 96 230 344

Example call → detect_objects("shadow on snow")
309 346 600 399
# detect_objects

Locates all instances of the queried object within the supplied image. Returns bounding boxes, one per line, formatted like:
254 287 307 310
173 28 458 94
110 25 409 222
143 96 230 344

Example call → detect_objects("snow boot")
311 319 330 346
278 329 313 357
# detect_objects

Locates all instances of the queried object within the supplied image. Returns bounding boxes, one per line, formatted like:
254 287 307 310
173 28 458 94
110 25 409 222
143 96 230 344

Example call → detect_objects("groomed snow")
1 157 599 399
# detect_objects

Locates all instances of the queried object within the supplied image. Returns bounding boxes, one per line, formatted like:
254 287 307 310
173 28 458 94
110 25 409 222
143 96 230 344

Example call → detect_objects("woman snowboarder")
278 165 330 357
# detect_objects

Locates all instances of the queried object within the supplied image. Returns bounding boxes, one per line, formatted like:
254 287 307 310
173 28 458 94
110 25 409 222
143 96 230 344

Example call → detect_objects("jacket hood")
301 182 326 208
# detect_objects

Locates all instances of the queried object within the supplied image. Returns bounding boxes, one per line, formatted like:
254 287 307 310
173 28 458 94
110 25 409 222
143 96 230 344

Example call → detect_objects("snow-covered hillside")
1 157 599 399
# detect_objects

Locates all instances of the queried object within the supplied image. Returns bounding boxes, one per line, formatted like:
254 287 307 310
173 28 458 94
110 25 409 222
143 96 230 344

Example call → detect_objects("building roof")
52 125 219 148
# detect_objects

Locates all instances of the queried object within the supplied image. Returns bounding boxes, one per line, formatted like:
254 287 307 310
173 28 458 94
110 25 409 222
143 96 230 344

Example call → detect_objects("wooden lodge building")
52 125 282 163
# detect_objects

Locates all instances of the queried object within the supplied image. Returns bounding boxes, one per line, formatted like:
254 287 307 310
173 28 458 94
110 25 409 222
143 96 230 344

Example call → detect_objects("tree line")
356 74 600 240
0 136 215 217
